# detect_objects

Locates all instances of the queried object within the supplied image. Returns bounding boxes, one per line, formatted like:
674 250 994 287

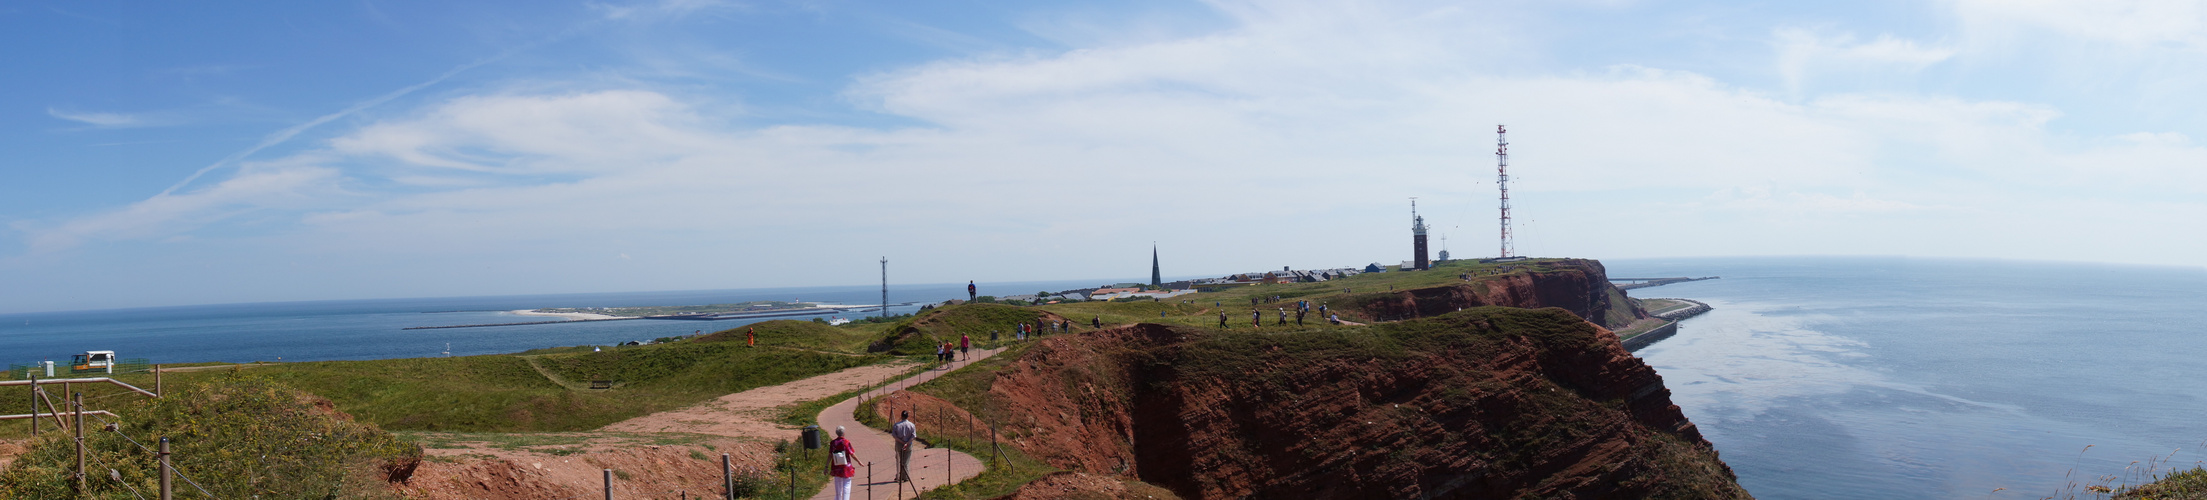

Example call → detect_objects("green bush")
0 373 420 499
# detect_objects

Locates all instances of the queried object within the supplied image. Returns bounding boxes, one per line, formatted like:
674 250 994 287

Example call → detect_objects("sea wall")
1623 321 1678 352
1623 299 1712 352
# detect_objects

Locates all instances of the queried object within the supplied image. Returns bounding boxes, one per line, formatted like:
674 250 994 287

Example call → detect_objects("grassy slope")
872 303 1065 355
0 320 902 437
1 374 420 499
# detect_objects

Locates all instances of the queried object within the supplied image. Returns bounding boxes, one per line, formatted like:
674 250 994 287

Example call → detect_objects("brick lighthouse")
1411 199 1430 271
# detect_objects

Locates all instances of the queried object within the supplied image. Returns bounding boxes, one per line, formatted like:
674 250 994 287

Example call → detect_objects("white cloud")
24 163 345 252
1950 0 2207 49
1775 28 1955 94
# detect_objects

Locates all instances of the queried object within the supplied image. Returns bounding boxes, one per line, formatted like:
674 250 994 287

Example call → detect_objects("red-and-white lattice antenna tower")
1495 124 1514 259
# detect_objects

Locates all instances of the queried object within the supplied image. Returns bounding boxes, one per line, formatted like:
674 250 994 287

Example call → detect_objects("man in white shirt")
891 410 918 482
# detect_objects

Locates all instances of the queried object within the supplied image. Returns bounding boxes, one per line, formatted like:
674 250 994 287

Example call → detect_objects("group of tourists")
933 334 970 362
1214 298 1335 328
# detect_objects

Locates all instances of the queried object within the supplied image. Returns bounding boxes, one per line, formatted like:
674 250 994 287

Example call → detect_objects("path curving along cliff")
808 349 1002 499
940 310 1752 499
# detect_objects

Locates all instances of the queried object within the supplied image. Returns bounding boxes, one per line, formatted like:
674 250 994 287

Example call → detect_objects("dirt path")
518 356 589 390
397 360 919 499
599 361 917 437
811 348 1003 500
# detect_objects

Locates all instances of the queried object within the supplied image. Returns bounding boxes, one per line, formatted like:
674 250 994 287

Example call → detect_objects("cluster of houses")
1193 266 1370 285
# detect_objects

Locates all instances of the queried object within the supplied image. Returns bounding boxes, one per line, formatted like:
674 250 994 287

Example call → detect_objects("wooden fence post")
74 392 86 497
27 376 36 437
159 437 172 500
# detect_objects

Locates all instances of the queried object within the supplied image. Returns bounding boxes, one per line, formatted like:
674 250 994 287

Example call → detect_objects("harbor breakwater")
1623 298 1711 352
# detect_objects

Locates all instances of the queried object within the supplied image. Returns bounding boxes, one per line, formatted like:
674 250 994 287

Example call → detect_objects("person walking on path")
1295 308 1305 326
959 333 970 361
968 281 978 302
1252 309 1261 328
891 411 917 483
1277 308 1288 326
1218 310 1229 328
828 426 857 500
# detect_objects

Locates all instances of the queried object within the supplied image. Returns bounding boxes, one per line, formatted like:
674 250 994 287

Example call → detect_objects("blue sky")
3 0 2203 313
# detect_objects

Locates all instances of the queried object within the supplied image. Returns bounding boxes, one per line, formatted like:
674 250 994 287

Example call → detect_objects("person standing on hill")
892 411 917 483
1218 310 1229 328
1277 308 1288 326
1295 308 1305 326
1252 309 1261 328
747 327 755 348
828 426 857 500
968 281 978 302
1092 317 1101 329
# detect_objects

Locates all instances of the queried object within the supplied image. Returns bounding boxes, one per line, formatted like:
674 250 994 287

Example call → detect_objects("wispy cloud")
1775 28 1955 95
156 53 507 197
47 108 150 128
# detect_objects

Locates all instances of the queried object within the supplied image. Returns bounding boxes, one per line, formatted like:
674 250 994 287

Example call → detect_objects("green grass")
2122 467 2207 499
0 374 419 500
0 336 889 437
694 318 880 353
871 303 1065 355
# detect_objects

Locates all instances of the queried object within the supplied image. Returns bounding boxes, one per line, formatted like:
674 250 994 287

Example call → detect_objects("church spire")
1151 244 1162 287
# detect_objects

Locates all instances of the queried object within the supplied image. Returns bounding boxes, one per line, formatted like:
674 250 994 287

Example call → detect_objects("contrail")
157 54 504 196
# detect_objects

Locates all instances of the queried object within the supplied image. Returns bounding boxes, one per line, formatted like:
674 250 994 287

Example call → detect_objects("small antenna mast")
879 257 889 319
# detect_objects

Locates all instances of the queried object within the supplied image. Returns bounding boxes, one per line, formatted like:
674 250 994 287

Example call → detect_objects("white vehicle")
72 350 116 374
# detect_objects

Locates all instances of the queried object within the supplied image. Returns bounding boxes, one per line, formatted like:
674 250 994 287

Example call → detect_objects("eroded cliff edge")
908 309 1746 499
1346 258 1647 329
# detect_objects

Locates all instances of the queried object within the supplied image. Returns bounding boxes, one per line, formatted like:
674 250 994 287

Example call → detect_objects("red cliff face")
972 311 1749 500
1352 259 1645 329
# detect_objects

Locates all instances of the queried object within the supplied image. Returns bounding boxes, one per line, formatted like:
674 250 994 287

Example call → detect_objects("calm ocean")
0 279 1114 365
1611 257 2207 499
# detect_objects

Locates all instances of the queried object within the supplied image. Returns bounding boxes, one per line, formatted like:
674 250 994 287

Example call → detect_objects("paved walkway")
811 348 1004 500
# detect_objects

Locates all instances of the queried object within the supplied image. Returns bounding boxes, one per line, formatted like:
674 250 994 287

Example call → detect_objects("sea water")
1612 257 2207 499
0 279 1114 365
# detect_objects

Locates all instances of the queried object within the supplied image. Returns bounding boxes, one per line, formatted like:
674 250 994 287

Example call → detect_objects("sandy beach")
509 309 625 320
